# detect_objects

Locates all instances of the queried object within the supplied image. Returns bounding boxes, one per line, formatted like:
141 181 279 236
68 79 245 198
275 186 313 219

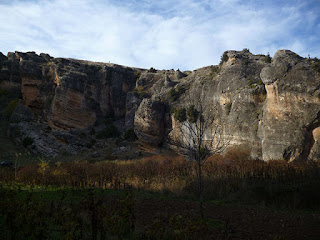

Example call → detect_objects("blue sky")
0 0 319 70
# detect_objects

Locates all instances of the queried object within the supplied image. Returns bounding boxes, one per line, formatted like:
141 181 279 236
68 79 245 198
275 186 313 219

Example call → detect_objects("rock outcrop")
260 50 320 161
134 99 166 146
1 49 319 161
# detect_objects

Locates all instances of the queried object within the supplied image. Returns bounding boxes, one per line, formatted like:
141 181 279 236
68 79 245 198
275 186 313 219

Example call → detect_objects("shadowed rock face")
4 52 138 130
1 50 320 161
134 99 166 146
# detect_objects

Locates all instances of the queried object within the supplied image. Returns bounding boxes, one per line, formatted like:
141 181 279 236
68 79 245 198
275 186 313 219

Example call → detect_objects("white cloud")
0 0 319 70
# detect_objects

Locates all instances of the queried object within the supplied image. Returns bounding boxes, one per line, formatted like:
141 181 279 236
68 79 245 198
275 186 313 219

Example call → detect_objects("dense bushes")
133 86 150 99
1 150 320 210
219 51 229 65
96 124 120 139
167 86 185 101
186 105 199 123
0 187 135 240
264 53 272 63
23 137 34 148
5 99 19 118
173 107 186 122
124 128 137 141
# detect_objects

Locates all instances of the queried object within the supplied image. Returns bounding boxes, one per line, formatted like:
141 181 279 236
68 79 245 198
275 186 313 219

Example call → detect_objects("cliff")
0 50 319 161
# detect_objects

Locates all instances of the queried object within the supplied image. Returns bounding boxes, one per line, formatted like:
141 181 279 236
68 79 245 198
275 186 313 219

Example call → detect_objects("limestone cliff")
1 50 319 161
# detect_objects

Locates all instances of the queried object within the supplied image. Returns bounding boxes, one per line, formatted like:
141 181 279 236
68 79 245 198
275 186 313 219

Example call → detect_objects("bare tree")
171 91 230 219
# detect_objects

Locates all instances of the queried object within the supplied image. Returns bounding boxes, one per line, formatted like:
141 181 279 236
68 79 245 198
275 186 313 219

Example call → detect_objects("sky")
0 0 319 70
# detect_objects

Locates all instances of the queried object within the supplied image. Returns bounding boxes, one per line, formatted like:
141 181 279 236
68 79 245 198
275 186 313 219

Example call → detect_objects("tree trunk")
198 161 204 219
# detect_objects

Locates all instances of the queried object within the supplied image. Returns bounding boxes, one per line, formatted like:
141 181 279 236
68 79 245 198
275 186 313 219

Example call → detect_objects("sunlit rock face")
260 50 320 161
1 49 320 160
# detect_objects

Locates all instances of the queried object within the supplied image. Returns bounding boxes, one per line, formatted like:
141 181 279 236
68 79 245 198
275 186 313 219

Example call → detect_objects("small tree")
172 92 229 219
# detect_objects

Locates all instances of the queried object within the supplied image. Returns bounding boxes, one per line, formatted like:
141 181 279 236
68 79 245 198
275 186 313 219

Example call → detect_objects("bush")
5 99 19 118
241 48 250 53
186 105 199 123
248 77 264 88
148 67 156 73
96 124 120 139
134 71 141 79
167 86 185 101
311 61 320 73
23 137 34 148
219 51 229 65
173 108 186 122
0 89 8 96
225 102 232 115
133 86 149 99
124 129 137 141
264 53 272 63
209 65 220 76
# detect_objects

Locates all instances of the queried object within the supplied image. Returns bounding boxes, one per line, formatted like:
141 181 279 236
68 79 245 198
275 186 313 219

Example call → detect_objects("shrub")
124 129 137 141
0 89 8 96
253 92 267 104
248 77 264 88
242 48 250 53
225 102 232 115
264 53 272 63
148 67 156 73
209 65 220 76
167 86 185 101
311 61 320 73
219 51 229 65
134 71 141 79
167 88 179 101
133 86 149 99
173 108 186 122
5 99 19 118
186 105 199 123
96 124 120 139
23 137 34 148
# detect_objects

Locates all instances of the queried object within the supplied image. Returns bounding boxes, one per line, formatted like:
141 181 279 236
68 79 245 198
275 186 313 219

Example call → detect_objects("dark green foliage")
248 77 264 88
219 51 229 65
0 89 8 96
241 48 250 53
124 128 137 141
311 60 320 73
96 124 120 139
133 86 150 99
225 102 232 115
244 59 249 65
209 65 220 76
5 99 18 118
173 108 186 122
264 53 272 63
167 86 185 101
134 70 141 79
148 67 157 73
23 137 34 147
0 187 135 240
186 105 199 123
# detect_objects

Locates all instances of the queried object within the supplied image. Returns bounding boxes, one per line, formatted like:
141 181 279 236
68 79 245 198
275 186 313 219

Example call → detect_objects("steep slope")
1 50 319 161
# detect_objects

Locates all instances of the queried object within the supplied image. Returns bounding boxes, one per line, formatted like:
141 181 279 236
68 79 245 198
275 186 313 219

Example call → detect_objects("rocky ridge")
0 50 319 161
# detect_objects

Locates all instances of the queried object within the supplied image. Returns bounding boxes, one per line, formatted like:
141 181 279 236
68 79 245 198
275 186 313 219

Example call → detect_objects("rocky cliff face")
1 50 319 161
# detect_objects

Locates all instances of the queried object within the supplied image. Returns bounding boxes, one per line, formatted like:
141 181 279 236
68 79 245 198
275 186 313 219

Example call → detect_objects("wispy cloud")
0 0 319 70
